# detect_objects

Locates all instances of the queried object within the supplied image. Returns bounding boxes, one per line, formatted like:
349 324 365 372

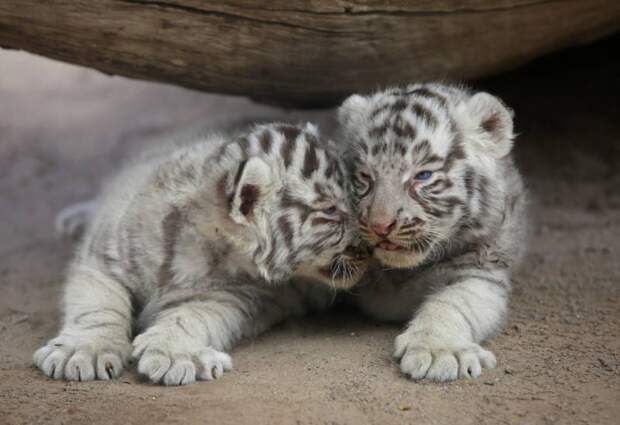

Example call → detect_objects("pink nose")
371 220 396 238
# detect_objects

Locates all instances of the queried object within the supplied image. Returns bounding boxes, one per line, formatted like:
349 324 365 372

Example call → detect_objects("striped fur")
34 122 367 386
339 83 529 381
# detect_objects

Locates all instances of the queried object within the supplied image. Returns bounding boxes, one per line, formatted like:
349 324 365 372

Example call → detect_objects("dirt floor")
1 36 619 425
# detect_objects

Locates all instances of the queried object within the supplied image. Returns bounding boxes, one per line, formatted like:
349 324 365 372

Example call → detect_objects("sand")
0 36 619 425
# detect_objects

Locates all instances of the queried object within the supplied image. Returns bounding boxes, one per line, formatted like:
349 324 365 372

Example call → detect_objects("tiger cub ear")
338 94 370 133
464 92 515 158
230 157 274 225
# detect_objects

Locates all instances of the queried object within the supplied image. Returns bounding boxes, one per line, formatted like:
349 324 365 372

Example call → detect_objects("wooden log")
0 1 618 107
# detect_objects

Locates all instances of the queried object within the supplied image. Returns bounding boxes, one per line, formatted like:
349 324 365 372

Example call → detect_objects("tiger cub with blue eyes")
34 122 368 386
339 83 528 381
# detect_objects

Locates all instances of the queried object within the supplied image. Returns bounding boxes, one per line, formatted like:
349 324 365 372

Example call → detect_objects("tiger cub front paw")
394 331 496 381
33 334 131 381
132 333 232 386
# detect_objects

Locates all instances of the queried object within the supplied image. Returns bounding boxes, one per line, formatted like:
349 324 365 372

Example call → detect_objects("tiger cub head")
338 84 515 268
217 122 369 288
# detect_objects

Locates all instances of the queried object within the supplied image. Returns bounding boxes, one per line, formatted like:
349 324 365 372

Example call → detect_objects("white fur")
457 92 515 158
340 83 528 381
34 123 364 385
394 276 506 379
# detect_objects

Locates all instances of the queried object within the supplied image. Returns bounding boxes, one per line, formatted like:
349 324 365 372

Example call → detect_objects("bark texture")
0 1 619 106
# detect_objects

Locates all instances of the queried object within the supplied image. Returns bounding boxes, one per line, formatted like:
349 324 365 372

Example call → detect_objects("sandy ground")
0 36 619 425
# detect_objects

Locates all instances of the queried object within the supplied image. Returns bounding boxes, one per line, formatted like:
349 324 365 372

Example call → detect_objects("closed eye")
312 204 343 223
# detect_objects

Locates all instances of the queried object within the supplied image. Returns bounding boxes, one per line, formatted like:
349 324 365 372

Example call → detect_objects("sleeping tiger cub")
339 83 528 381
34 122 368 386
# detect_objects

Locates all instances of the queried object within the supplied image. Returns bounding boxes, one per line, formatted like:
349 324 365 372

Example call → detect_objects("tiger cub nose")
370 220 396 238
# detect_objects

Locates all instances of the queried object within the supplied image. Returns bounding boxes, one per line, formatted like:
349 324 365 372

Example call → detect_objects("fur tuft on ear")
230 157 273 225
465 92 515 158
338 94 369 132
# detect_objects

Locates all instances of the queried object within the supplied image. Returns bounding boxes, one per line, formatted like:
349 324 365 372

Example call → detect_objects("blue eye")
322 206 338 215
414 170 433 181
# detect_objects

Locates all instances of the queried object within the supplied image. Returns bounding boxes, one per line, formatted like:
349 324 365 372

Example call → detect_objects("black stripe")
442 141 466 171
405 87 448 108
259 130 272 154
232 160 248 189
302 145 319 179
411 103 438 128
281 135 296 168
278 216 294 250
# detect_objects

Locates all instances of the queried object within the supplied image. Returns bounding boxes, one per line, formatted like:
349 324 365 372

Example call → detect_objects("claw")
105 361 114 379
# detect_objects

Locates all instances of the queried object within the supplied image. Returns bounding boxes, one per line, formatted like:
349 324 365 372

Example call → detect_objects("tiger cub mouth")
319 243 372 283
376 240 408 251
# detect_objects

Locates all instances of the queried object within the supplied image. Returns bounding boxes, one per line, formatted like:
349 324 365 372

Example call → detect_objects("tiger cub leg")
33 266 133 381
394 270 509 381
132 286 292 386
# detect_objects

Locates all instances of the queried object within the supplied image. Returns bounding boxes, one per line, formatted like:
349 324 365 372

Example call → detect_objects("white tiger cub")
338 84 528 381
34 122 368 386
